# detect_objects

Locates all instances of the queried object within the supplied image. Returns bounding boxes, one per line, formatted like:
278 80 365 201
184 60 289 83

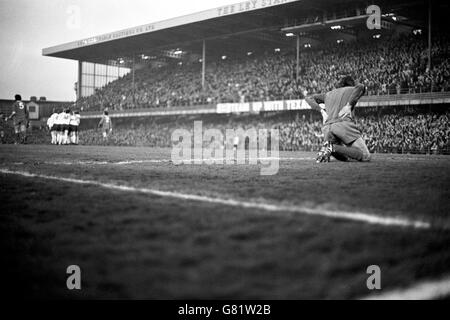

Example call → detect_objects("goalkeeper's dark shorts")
323 120 361 145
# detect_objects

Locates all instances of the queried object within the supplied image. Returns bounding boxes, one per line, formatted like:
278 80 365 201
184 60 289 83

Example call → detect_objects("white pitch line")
0 168 431 229
45 161 110 165
35 157 315 166
116 157 315 165
361 275 450 300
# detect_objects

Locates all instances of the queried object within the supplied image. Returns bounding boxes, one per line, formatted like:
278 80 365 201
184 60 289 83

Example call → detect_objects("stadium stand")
30 0 450 155
76 33 450 112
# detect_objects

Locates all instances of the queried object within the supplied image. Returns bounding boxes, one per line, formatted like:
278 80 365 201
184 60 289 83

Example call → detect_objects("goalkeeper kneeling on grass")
305 76 371 163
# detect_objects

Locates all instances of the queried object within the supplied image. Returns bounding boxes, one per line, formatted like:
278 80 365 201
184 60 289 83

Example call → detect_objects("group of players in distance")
46 108 81 145
4 75 370 163
46 109 113 145
0 93 113 145
0 94 83 145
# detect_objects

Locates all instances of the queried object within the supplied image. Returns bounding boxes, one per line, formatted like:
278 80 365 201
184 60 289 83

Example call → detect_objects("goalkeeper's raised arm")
305 93 325 112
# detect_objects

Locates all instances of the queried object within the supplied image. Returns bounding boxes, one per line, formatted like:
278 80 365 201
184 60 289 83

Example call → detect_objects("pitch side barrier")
217 92 450 113
80 92 450 119
81 105 217 119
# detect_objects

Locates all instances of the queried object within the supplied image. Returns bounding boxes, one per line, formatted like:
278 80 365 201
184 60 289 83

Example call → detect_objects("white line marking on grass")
115 160 167 165
45 161 110 165
361 275 450 300
0 168 431 229
40 157 315 166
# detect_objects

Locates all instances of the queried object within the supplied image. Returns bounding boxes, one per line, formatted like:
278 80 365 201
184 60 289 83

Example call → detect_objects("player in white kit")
69 111 81 145
55 110 64 145
46 109 58 144
61 109 71 145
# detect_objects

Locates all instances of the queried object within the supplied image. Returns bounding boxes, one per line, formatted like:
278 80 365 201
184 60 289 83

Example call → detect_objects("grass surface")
0 145 449 299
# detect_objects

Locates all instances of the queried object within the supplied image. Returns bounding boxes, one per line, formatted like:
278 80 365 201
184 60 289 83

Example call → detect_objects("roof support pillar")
296 34 300 81
132 54 136 106
427 0 432 72
77 60 82 101
202 40 206 90
93 63 96 90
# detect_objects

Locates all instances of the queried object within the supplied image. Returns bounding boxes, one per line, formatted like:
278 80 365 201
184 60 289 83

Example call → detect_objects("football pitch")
0 144 449 299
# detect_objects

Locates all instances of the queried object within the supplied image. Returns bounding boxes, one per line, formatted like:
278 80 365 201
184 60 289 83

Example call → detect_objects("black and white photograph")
0 0 449 305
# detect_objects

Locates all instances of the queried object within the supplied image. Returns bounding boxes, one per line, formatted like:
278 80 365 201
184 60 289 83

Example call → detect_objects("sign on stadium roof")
43 0 299 56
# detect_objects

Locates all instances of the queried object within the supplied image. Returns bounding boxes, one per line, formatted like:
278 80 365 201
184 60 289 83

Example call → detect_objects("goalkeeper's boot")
316 142 332 163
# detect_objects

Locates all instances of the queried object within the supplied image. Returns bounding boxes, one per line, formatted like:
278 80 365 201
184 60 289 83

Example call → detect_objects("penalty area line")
0 168 431 229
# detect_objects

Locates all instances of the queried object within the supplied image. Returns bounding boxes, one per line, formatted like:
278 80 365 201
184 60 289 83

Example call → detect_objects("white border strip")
361 276 450 300
0 169 431 229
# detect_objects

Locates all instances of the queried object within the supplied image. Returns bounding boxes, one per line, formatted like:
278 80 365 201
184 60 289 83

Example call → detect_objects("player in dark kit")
98 111 113 141
306 76 371 163
8 94 29 144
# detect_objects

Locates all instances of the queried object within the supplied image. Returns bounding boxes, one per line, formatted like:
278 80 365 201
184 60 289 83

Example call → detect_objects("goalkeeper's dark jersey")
306 85 366 124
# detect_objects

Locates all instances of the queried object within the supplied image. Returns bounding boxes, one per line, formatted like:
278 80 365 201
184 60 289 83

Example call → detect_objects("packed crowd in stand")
359 112 450 154
74 110 449 154
77 33 450 112
297 34 450 96
2 107 448 154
